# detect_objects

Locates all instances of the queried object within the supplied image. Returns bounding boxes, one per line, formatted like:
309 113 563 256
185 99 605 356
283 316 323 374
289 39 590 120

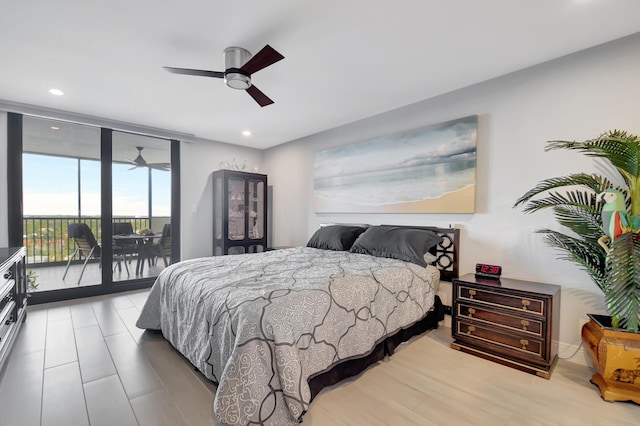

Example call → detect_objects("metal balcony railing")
23 216 164 265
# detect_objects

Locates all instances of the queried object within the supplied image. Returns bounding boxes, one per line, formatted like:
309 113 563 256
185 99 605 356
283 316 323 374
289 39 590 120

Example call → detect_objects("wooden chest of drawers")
451 273 560 379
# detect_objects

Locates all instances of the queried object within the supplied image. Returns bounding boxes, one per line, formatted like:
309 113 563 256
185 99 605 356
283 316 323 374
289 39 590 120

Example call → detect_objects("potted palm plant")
514 130 640 403
27 269 39 293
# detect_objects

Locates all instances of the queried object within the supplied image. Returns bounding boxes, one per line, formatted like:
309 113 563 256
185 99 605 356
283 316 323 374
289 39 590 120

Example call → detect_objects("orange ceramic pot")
581 314 640 404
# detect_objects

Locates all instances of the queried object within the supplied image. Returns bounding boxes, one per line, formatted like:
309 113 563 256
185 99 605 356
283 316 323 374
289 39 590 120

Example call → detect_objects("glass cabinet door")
227 177 246 241
248 178 265 240
214 176 222 242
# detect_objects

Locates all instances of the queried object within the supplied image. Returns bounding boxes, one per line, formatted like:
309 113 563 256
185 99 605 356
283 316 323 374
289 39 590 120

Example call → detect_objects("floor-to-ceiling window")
7 112 180 303
112 131 172 284
22 116 103 290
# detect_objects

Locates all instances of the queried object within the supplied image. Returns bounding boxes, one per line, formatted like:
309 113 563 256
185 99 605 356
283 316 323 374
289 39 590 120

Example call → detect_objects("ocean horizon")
314 159 476 206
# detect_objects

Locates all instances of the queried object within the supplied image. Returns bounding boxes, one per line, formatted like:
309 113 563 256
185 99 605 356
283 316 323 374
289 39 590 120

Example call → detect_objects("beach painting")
313 115 477 213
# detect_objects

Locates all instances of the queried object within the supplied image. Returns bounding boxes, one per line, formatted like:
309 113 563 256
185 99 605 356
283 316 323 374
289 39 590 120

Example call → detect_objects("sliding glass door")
22 116 103 290
112 131 172 284
9 112 179 302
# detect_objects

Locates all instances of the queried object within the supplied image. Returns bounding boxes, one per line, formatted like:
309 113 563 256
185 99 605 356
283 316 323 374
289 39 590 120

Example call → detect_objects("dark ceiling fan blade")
148 163 171 171
163 66 224 78
240 45 284 75
246 85 274 107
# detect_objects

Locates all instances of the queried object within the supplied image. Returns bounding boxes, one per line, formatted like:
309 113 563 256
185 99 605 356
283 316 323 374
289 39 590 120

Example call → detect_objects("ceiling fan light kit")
223 47 251 90
224 72 251 90
164 44 284 107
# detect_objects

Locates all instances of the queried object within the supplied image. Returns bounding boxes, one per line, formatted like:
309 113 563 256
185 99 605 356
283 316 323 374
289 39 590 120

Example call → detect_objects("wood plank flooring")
0 289 638 425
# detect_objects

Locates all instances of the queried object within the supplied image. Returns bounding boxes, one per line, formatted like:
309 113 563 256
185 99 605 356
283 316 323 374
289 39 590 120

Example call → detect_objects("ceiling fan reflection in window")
127 146 170 171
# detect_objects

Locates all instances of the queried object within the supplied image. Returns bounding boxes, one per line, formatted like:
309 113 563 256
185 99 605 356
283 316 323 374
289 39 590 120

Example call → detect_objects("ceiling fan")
163 44 284 107
127 147 170 171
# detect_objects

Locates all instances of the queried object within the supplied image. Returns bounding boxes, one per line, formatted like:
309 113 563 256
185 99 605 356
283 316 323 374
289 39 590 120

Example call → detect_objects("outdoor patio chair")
113 221 137 265
63 223 102 285
148 223 172 267
63 223 129 285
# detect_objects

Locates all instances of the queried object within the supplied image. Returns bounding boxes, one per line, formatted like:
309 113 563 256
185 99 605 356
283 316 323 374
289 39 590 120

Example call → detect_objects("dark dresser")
212 170 268 256
0 247 27 374
451 273 560 379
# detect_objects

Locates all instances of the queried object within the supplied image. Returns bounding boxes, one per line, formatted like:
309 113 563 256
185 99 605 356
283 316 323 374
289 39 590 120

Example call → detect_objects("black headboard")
431 227 460 282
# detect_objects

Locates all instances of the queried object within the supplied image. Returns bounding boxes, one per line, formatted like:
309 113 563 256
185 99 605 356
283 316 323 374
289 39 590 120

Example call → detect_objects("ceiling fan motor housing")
223 47 251 89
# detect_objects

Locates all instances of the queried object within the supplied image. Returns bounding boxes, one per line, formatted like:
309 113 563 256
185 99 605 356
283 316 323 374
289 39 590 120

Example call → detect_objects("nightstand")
451 273 560 379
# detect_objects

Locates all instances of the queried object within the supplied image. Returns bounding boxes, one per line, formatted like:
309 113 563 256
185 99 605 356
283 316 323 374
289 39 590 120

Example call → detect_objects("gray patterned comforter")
136 247 439 425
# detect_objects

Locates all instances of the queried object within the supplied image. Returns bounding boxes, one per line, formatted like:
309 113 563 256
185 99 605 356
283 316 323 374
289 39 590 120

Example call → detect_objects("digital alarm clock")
475 263 502 280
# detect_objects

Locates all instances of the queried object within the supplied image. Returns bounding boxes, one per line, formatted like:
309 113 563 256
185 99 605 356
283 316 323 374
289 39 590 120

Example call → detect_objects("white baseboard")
441 314 451 328
557 339 591 367
437 281 452 307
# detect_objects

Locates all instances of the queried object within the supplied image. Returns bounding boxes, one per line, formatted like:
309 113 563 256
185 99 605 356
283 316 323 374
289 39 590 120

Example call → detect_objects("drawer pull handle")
468 289 476 299
520 339 529 350
468 308 475 317
467 325 475 335
521 319 529 331
521 299 531 310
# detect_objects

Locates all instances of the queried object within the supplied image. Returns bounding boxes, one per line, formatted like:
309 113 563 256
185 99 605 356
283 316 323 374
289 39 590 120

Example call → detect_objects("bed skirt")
307 295 444 400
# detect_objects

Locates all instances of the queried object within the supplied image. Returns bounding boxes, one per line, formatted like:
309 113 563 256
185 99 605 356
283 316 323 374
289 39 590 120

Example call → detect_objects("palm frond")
552 205 603 241
547 131 640 182
538 229 606 291
604 232 640 331
521 189 604 215
513 174 615 208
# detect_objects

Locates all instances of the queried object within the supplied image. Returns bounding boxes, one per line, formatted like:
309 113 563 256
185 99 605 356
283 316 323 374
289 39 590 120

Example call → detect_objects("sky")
23 154 171 217
314 115 477 180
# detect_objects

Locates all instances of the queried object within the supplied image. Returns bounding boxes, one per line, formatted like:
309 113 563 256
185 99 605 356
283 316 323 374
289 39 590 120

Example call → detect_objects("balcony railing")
23 216 166 265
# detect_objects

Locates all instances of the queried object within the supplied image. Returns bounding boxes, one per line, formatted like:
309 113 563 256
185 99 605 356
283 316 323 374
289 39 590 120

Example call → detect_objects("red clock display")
475 263 502 279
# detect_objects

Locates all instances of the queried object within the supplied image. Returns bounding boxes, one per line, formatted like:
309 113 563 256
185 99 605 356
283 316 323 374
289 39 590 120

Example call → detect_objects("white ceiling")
1 0 640 149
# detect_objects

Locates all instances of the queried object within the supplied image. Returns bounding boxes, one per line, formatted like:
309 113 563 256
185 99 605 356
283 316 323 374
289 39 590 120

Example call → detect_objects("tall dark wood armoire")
212 170 267 256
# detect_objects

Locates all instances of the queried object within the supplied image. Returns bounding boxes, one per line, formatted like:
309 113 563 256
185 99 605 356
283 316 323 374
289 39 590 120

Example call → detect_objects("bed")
137 225 459 425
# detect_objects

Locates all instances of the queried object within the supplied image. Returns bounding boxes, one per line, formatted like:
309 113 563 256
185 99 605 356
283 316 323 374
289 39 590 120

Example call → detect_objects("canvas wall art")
313 115 477 213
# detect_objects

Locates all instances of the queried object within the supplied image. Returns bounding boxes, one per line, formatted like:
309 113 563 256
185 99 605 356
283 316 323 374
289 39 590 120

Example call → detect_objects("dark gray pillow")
349 226 443 267
307 225 368 251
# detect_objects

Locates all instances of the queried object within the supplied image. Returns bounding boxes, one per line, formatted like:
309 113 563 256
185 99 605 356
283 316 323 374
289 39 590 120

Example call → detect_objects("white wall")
179 140 263 260
263 33 640 365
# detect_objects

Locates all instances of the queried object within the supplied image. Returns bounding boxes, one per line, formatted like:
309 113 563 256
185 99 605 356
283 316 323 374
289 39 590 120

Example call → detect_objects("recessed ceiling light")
50 126 60 130
48 88 64 96
242 130 251 137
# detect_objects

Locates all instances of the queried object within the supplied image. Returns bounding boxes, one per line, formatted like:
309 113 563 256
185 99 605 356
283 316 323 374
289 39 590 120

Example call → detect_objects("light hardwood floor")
0 289 638 426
